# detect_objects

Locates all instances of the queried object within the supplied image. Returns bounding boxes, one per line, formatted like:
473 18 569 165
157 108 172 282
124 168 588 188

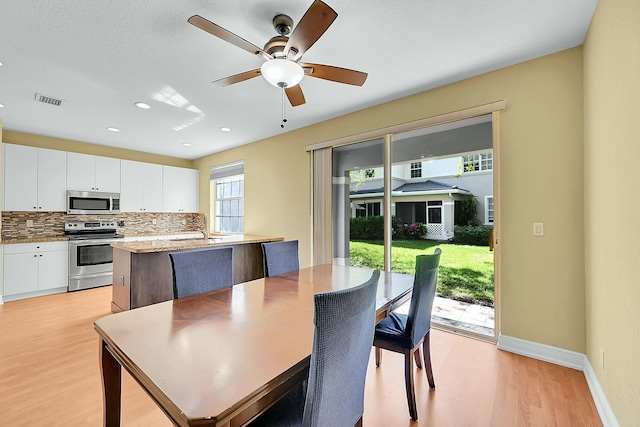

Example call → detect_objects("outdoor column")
332 172 351 265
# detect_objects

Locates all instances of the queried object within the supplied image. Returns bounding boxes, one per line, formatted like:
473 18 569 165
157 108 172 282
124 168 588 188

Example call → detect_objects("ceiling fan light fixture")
260 59 304 88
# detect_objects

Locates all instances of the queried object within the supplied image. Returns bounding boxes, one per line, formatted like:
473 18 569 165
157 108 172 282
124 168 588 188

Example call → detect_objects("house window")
354 201 381 217
463 152 493 173
410 162 422 178
427 201 443 224
210 161 244 234
485 196 494 224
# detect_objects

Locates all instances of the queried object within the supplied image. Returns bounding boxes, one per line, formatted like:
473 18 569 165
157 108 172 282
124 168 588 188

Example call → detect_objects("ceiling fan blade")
188 15 271 59
284 0 337 60
212 69 261 87
285 85 306 106
301 63 368 86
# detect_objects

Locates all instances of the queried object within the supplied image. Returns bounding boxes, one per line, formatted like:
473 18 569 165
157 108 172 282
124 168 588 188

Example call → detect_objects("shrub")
350 216 422 240
453 225 492 246
350 216 384 240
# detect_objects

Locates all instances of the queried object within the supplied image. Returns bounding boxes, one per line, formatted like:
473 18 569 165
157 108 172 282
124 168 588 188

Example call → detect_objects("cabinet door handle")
39 254 43 257
121 275 126 286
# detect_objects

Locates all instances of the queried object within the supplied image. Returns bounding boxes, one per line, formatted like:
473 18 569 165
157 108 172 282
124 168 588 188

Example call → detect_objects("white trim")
332 257 350 266
0 295 3 305
497 334 584 369
332 176 349 185
583 357 621 427
497 334 620 427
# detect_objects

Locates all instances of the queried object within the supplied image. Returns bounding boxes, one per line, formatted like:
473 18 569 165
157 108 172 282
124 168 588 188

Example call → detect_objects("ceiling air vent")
34 93 65 107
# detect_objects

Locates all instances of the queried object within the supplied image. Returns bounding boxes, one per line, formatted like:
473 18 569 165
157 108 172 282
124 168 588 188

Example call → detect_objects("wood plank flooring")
0 287 602 426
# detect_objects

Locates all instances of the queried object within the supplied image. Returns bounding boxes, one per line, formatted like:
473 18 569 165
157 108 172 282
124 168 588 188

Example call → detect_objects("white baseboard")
583 357 621 427
497 334 584 369
497 334 620 427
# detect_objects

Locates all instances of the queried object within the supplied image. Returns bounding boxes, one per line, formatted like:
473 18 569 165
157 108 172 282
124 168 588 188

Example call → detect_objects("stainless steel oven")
65 221 123 291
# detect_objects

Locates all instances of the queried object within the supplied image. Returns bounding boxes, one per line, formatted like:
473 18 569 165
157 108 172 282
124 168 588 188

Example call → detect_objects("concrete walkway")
396 295 495 337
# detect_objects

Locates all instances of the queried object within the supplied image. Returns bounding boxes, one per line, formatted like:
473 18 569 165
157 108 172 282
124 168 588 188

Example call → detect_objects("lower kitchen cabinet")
2 241 68 302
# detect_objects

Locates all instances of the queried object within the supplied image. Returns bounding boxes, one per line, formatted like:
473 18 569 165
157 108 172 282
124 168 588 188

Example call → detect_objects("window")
485 196 494 224
463 152 493 173
210 161 244 234
427 201 443 224
410 162 422 178
354 201 381 217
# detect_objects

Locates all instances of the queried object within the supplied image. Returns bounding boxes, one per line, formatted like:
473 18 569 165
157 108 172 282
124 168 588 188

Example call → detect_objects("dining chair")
249 270 381 427
261 240 299 277
168 246 234 299
373 248 442 420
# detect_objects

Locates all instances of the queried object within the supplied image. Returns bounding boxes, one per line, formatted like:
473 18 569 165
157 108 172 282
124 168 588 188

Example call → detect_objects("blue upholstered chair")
373 248 441 420
168 246 234 299
249 270 381 427
261 240 299 277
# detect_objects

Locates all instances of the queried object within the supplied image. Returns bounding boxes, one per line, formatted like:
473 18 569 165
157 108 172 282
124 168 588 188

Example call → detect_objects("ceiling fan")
188 0 368 107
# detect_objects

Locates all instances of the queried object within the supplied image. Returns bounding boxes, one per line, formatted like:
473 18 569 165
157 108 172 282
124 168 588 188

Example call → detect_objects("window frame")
463 152 493 173
410 162 422 178
485 195 494 225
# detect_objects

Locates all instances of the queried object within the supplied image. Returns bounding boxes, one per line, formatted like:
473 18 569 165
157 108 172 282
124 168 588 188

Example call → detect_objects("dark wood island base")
110 235 283 312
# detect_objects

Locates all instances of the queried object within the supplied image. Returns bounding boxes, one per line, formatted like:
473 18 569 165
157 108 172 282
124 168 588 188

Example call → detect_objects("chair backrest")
405 248 442 346
261 240 299 277
302 270 380 427
169 246 234 299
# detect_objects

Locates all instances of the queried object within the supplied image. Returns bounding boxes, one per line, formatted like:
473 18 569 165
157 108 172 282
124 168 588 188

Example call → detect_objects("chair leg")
375 346 382 367
423 332 435 388
414 345 423 369
404 350 418 420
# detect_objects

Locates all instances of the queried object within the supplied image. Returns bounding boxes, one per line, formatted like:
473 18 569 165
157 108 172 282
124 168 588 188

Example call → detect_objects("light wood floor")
0 287 602 426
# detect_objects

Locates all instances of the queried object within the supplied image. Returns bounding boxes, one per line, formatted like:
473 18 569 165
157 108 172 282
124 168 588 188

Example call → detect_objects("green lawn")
349 240 495 306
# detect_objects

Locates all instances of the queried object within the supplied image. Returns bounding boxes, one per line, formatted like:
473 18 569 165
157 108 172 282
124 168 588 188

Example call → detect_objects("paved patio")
396 296 495 338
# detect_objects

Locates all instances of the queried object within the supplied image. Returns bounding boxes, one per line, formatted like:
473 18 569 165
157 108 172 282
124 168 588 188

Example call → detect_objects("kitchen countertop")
1 236 70 244
111 234 284 254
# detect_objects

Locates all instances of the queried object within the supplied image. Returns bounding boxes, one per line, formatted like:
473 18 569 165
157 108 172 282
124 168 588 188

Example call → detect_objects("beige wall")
2 130 193 168
584 0 640 424
195 47 586 353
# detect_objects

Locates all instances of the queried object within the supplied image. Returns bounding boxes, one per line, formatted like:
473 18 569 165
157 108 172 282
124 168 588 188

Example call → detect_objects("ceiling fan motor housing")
272 14 293 36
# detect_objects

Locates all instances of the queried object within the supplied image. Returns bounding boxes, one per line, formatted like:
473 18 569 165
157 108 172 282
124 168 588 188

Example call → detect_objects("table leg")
100 339 122 427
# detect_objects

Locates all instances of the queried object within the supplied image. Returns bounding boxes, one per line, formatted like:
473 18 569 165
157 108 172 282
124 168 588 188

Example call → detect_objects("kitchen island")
110 234 283 312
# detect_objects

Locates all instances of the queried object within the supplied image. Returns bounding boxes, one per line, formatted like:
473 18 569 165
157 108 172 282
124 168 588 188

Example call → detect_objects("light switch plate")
533 222 544 236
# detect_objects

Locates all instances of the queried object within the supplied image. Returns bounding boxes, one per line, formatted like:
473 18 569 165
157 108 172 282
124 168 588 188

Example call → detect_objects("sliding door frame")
308 100 505 341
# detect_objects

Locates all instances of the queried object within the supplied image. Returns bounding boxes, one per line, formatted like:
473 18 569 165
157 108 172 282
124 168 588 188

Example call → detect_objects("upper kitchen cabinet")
120 160 163 212
67 152 120 193
162 166 199 212
3 143 67 211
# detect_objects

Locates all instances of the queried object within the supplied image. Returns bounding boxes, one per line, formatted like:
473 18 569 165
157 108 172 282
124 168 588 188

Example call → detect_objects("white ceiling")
0 0 597 160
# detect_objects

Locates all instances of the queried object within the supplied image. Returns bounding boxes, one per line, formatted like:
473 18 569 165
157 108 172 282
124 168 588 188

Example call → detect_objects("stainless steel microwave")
67 190 120 215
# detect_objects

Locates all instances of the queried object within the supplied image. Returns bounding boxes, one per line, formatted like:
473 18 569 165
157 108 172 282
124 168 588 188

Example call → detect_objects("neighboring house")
350 151 493 240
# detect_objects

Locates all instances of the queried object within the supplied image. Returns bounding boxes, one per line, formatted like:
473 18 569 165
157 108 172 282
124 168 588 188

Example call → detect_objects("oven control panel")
65 221 117 232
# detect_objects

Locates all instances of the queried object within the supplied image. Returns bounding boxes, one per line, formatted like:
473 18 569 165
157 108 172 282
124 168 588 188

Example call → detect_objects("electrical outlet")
533 222 544 236
600 348 605 370
26 219 34 227
152 219 157 225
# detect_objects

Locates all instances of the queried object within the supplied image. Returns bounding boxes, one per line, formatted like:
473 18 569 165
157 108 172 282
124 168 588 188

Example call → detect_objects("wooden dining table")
94 264 414 427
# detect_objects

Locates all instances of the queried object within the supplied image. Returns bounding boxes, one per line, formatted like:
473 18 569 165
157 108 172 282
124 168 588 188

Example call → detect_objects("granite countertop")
111 234 284 254
1 236 70 244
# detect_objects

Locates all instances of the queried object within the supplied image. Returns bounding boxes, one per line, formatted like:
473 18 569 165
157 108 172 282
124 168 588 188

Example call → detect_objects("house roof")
351 180 470 197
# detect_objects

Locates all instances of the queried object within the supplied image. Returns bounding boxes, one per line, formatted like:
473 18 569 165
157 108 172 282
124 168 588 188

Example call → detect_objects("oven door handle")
69 239 123 246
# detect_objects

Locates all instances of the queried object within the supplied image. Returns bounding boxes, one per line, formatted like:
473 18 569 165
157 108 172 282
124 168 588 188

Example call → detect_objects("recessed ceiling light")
135 102 151 109
183 143 192 147
0 61 3 66
107 127 120 132
220 127 231 132
0 103 4 108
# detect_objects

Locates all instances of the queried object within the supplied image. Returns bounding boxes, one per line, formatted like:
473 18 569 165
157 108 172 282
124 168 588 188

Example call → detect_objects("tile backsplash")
1 211 205 240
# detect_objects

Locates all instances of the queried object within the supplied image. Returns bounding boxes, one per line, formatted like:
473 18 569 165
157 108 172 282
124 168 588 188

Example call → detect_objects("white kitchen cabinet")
162 166 199 212
3 144 67 211
67 152 120 192
2 241 68 301
120 160 163 212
